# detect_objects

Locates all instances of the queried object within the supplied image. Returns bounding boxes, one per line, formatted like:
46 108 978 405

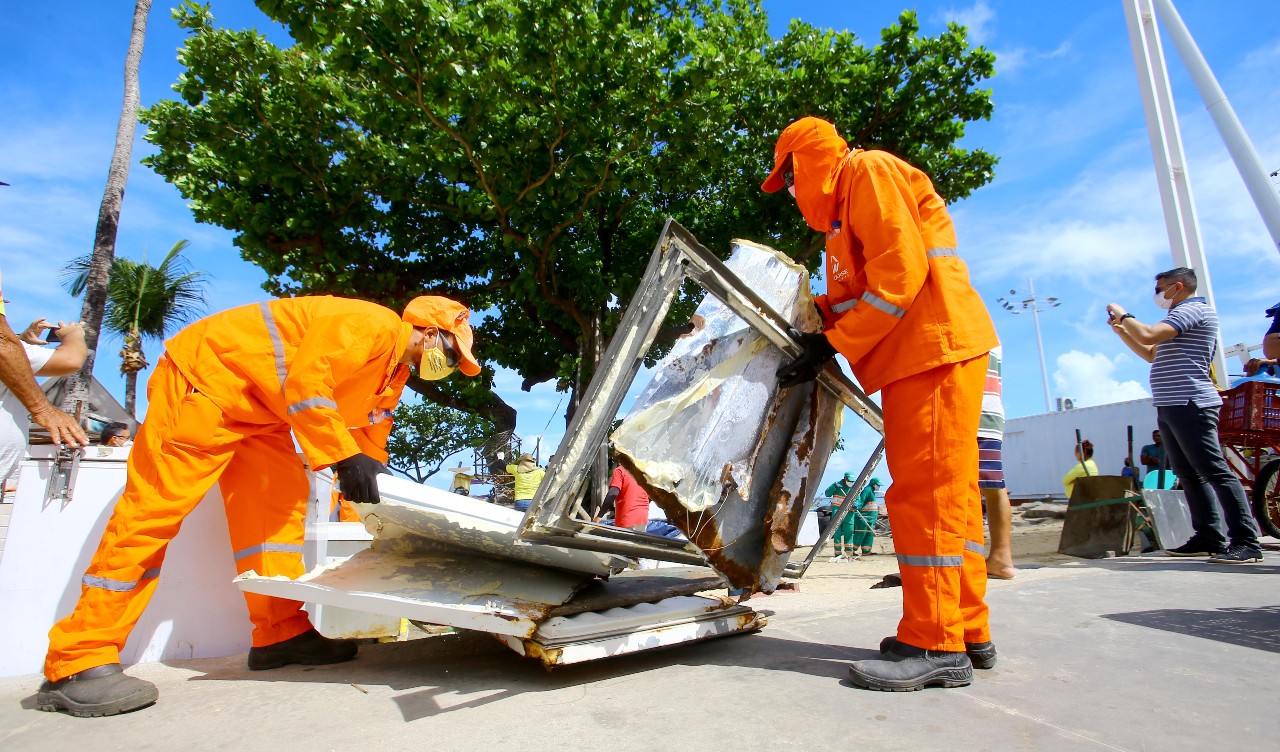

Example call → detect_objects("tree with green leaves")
385 399 494 483
63 241 209 416
141 1 996 443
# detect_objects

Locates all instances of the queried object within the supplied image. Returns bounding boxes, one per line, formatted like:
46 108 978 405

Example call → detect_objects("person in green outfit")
823 472 858 562
849 478 884 556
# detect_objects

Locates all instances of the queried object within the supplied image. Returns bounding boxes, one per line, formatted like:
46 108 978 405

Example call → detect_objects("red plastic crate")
1219 381 1280 434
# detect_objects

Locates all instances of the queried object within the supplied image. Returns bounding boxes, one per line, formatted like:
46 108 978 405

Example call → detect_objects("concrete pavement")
2 552 1278 751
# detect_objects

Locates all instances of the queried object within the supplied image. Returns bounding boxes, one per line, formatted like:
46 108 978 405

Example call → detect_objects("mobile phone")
45 327 61 343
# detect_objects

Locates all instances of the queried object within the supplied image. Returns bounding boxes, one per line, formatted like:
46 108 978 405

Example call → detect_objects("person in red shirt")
599 464 650 530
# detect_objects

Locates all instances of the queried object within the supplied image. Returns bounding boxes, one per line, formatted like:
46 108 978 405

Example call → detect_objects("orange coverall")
45 296 412 681
773 120 999 652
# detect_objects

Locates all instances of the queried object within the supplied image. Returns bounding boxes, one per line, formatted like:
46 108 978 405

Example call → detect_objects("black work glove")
334 453 384 504
776 329 837 388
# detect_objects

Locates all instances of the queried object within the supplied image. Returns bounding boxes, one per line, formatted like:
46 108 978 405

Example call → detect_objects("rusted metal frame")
518 217 884 570
784 438 887 578
519 218 709 564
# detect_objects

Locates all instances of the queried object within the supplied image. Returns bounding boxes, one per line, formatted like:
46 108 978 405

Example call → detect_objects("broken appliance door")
237 474 761 663
519 220 884 593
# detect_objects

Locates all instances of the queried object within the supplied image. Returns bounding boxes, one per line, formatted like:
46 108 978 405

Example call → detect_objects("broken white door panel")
236 547 597 639
356 474 630 577
496 595 762 667
612 239 840 592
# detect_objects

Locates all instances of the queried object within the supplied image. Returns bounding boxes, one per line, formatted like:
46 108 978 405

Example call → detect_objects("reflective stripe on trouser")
881 355 989 652
44 358 314 681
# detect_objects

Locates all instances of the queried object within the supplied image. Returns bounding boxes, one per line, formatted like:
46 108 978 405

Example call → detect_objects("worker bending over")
38 295 481 717
765 117 998 691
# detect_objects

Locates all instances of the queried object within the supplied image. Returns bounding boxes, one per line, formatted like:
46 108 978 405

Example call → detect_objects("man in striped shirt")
1107 267 1262 563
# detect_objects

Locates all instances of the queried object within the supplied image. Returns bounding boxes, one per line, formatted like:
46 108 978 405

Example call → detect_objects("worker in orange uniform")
37 295 481 717
764 117 999 691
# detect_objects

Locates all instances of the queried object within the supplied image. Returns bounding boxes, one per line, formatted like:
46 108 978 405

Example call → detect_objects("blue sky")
3 1 1278 492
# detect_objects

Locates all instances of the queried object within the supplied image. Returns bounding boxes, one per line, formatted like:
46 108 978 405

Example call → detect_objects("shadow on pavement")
182 629 878 722
1101 604 1280 653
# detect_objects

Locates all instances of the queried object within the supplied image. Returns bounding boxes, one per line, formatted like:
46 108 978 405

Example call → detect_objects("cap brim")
457 352 481 377
761 161 787 193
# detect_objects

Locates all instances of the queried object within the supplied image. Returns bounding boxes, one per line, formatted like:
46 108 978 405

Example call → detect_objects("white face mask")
1153 287 1176 310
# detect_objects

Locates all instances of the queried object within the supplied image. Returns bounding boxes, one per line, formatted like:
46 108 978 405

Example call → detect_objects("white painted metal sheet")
236 547 597 638
497 595 762 666
355 473 630 576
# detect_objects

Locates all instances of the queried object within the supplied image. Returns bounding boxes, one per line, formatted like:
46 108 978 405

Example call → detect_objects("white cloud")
939 0 997 45
1053 350 1150 407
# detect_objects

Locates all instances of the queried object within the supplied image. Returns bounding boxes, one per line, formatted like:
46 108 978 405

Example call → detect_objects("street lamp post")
997 278 1061 413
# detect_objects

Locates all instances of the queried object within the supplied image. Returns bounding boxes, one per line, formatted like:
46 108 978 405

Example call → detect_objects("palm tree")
63 241 208 417
62 0 153 412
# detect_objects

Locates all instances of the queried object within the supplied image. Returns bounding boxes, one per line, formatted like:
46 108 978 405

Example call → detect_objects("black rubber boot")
36 664 158 717
848 641 973 691
880 635 997 669
247 628 358 671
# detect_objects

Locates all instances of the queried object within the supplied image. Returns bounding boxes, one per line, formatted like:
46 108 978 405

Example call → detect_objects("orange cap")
761 116 843 193
402 296 482 376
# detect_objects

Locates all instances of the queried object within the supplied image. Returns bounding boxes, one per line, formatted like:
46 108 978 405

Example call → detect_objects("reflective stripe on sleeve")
964 540 985 554
859 291 907 318
926 247 958 259
896 554 963 567
259 301 289 392
287 396 339 415
82 569 161 592
234 542 306 562
830 291 907 318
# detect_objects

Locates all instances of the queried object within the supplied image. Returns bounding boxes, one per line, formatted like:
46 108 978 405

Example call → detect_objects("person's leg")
44 359 238 683
983 486 1016 579
219 428 315 648
1158 405 1227 551
833 511 853 558
858 510 878 554
882 356 986 652
1165 404 1260 551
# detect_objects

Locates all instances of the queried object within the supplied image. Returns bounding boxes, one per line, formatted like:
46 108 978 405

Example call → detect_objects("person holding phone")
2 317 88 483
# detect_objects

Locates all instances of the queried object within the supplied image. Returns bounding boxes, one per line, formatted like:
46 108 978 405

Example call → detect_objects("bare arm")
1106 304 1177 363
0 316 88 447
34 322 88 377
1264 333 1280 361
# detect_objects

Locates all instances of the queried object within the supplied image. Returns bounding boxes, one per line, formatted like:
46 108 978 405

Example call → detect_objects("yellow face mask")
417 330 458 381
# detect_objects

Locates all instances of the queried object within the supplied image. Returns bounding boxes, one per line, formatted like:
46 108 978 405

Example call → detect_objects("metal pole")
1029 277 1053 413
1151 0 1280 254
1122 0 1229 388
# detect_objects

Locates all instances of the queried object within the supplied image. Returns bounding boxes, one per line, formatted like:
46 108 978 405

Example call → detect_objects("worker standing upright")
765 117 998 691
38 295 481 717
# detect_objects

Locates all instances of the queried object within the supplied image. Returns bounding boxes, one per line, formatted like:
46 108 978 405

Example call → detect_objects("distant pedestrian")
1243 300 1280 376
505 452 545 512
1107 267 1262 563
1139 430 1165 482
1062 440 1099 500
849 477 883 557
824 472 859 561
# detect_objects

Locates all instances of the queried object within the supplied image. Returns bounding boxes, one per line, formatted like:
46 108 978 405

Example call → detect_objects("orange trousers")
880 355 989 652
45 357 314 681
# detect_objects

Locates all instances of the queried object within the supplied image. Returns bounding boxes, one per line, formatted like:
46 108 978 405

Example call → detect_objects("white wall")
1003 398 1158 500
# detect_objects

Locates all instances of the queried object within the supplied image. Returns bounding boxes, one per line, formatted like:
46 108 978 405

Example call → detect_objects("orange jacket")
163 296 412 468
801 149 997 395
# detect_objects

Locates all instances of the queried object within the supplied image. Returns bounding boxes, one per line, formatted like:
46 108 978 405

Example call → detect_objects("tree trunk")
124 370 139 419
61 0 152 412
